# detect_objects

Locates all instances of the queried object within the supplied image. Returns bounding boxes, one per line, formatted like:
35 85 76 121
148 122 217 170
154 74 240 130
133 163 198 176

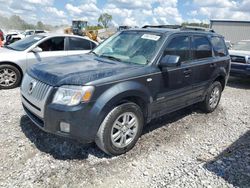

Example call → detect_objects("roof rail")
142 25 215 33
181 25 213 32
142 25 182 29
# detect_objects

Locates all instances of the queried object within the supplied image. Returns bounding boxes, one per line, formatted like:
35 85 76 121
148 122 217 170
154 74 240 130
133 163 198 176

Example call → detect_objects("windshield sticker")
141 34 160 41
34 37 42 40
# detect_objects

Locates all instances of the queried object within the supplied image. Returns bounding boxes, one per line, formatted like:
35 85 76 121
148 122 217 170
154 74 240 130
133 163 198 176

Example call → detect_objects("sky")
0 0 250 27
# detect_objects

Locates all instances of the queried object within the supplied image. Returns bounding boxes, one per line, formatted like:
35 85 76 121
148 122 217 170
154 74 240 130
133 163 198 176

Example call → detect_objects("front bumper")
230 63 250 78
22 95 98 143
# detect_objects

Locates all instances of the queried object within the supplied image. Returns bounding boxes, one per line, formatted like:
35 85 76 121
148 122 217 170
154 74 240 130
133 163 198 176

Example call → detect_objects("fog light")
60 122 70 133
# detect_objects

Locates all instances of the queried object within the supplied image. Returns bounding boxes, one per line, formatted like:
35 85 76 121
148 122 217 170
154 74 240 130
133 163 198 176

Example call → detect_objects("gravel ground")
0 77 249 188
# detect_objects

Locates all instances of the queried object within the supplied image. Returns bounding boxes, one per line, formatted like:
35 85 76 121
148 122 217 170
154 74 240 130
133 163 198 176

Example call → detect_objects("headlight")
52 85 94 106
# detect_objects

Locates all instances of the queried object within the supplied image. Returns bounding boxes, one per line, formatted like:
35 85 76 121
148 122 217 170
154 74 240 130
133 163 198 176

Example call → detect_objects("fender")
200 66 228 101
211 66 227 83
87 81 153 138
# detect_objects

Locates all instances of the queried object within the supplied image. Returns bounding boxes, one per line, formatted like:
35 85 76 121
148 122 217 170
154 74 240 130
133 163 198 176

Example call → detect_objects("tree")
36 21 45 29
98 13 112 28
181 22 209 28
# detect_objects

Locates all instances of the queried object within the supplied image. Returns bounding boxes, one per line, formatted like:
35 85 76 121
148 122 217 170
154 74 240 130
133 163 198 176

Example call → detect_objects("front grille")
21 74 51 102
21 74 53 118
230 55 246 64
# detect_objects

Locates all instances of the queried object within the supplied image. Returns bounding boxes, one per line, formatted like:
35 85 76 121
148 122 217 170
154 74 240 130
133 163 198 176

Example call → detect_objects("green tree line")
0 14 60 31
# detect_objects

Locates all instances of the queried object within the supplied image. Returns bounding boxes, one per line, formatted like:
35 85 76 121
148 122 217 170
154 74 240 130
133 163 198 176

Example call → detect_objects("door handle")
210 63 216 68
183 69 192 75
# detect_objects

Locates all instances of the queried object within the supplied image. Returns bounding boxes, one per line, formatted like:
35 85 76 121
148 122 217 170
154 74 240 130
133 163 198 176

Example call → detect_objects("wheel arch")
0 61 24 79
211 67 227 91
214 75 226 90
88 81 153 139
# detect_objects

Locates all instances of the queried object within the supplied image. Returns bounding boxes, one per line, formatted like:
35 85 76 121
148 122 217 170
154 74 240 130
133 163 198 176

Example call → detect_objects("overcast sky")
0 0 250 26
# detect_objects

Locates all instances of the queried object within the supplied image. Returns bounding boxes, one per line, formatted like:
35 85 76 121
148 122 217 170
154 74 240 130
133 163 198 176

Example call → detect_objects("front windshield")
232 41 250 51
6 35 45 51
93 31 164 65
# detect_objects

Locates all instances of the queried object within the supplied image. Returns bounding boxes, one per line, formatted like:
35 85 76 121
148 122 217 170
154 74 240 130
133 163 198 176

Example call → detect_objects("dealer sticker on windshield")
34 37 42 40
141 34 160 41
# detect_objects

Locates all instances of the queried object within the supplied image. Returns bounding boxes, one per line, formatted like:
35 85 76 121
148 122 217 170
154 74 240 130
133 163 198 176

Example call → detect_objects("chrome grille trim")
230 55 246 64
21 74 53 118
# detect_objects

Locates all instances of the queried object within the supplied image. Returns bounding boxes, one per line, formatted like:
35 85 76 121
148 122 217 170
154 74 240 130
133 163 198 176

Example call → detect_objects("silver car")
0 33 98 89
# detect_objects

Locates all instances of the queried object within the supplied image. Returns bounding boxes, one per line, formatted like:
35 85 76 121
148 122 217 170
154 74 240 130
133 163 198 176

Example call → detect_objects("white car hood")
0 47 22 60
229 50 250 57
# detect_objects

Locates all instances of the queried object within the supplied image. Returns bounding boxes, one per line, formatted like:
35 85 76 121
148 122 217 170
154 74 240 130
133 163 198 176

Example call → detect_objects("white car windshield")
93 31 164 65
232 41 250 51
6 35 45 51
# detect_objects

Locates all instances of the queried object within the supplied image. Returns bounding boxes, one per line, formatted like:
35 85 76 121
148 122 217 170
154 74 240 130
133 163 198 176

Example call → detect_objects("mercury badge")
28 81 37 95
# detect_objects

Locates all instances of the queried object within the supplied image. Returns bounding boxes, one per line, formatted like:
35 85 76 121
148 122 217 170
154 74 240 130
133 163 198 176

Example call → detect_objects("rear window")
68 37 95 50
211 37 228 57
192 36 212 60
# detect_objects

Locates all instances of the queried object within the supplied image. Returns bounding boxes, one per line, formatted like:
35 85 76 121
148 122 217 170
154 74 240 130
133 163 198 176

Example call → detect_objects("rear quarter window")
211 37 228 57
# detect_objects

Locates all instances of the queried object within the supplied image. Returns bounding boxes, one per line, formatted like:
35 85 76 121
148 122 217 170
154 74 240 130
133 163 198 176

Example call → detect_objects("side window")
211 37 228 57
68 37 92 50
165 36 190 62
38 37 65 51
192 36 212 59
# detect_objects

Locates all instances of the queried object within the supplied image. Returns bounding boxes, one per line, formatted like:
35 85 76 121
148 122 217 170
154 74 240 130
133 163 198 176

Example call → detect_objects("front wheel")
200 81 222 113
95 102 144 156
0 64 22 89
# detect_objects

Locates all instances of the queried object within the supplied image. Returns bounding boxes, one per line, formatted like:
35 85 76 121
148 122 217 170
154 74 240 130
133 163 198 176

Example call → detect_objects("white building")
210 19 250 43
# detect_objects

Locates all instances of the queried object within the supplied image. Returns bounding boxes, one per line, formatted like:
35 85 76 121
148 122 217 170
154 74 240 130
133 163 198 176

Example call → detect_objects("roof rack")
181 25 215 32
142 25 182 29
142 25 215 32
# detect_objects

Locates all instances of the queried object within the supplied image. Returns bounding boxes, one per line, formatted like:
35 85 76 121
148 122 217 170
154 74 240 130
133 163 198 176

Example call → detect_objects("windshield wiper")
90 51 99 56
100 54 122 62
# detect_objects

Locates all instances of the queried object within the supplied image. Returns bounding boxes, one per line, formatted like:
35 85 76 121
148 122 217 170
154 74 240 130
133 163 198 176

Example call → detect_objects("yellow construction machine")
64 20 99 42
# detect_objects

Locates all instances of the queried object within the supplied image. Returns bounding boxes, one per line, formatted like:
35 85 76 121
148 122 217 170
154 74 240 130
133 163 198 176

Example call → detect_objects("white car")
0 33 98 89
5 30 25 45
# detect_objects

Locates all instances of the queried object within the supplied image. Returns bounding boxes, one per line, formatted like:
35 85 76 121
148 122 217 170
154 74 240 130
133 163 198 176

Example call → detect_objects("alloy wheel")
111 112 139 148
209 86 220 109
0 68 17 87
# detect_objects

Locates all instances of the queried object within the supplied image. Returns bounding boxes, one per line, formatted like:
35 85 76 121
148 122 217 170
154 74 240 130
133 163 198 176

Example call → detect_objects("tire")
200 81 222 113
0 64 22 89
95 102 144 156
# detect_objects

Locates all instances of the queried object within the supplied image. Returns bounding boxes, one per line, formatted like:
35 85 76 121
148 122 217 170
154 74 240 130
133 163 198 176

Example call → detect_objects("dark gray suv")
21 27 231 156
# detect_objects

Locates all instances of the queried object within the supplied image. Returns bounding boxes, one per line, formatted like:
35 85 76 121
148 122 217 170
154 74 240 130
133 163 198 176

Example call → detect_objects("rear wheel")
200 81 222 113
95 102 144 156
0 64 21 89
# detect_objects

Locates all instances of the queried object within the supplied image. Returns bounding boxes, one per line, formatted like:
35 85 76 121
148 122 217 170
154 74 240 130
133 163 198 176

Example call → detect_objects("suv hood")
28 54 143 86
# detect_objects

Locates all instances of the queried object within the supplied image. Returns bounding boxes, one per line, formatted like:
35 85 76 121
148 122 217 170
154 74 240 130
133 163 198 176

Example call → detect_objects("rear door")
153 34 195 116
66 37 96 56
189 35 215 99
26 36 67 65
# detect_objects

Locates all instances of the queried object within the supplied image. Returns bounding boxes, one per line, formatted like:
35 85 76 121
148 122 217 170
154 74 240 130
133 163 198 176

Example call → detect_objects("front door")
152 35 194 117
26 37 66 66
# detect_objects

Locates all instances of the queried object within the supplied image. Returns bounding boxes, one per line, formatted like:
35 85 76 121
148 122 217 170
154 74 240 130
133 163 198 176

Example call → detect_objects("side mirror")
31 46 42 53
159 55 180 69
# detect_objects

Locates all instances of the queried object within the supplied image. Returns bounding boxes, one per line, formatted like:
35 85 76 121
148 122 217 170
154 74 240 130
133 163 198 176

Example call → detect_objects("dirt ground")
0 77 249 188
